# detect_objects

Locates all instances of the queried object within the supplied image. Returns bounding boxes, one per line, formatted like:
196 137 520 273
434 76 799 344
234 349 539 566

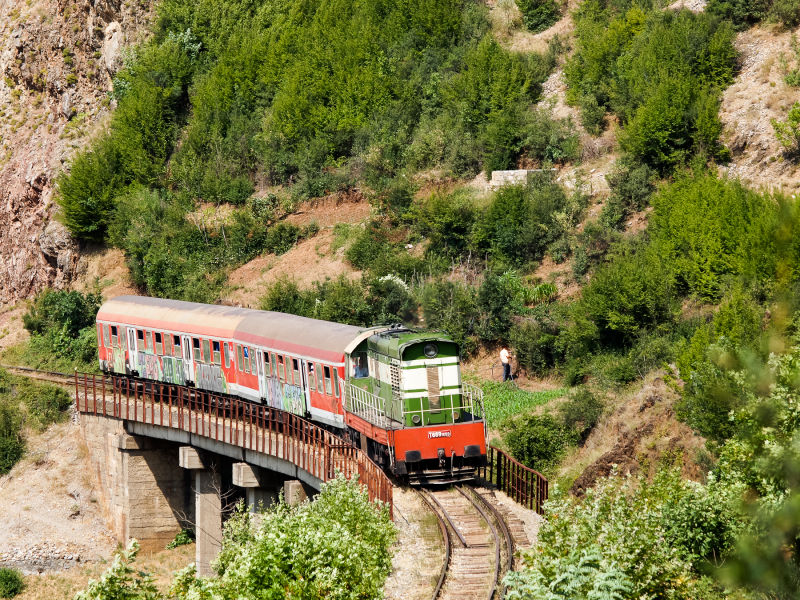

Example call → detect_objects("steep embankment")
720 24 800 192
0 0 151 304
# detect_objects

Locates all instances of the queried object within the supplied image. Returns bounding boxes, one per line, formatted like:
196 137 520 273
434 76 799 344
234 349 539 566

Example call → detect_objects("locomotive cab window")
192 338 201 362
351 352 369 379
155 332 163 355
212 341 221 365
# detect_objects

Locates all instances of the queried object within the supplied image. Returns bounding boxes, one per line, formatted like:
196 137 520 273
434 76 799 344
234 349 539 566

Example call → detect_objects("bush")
579 243 676 345
23 289 101 338
510 312 563 375
166 529 194 550
0 404 24 475
565 4 736 171
503 413 574 472
264 222 301 255
420 280 481 354
707 0 772 29
600 158 656 230
411 189 477 259
516 0 561 32
473 173 569 267
0 568 24 599
558 387 603 440
772 101 800 156
505 468 738 600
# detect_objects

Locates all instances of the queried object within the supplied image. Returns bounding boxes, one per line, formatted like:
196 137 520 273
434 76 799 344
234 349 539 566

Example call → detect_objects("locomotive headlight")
412 415 421 425
423 343 438 358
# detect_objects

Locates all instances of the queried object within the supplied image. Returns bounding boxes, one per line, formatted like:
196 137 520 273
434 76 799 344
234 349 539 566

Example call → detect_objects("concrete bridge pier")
232 462 278 513
179 447 222 577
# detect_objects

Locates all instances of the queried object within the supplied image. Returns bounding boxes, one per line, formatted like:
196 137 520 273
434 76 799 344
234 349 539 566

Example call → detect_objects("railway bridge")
73 372 392 575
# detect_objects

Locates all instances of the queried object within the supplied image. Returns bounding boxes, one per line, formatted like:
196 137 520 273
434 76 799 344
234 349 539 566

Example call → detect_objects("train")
95 295 487 484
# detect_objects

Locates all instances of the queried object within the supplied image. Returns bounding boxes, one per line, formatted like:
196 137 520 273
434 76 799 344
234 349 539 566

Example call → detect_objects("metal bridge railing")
479 445 548 515
74 372 393 516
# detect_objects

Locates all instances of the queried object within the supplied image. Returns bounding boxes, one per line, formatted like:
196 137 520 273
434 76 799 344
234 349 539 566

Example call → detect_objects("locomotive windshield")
351 351 369 378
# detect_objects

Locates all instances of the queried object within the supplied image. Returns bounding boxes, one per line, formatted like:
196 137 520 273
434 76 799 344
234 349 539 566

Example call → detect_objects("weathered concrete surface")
194 470 222 577
80 414 187 552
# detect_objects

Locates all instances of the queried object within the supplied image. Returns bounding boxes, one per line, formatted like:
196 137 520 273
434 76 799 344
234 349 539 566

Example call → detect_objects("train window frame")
103 325 110 348
323 365 333 395
248 348 255 374
146 331 154 352
212 341 221 365
271 353 277 377
155 332 163 355
97 324 103 348
292 358 300 385
110 325 118 347
193 338 201 362
237 345 244 372
263 353 271 377
173 335 182 358
307 363 316 390
278 355 285 382
243 346 251 373
334 370 340 397
201 339 209 363
316 363 324 393
137 330 145 352
223 343 230 368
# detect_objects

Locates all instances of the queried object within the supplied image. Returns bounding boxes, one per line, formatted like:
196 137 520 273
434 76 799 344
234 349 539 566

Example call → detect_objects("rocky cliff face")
0 0 151 304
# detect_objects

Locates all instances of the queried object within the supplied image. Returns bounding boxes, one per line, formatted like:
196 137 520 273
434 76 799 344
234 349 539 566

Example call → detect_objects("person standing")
500 347 512 382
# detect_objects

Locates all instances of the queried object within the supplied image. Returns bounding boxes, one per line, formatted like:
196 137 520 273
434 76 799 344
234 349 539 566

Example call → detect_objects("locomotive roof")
97 295 381 361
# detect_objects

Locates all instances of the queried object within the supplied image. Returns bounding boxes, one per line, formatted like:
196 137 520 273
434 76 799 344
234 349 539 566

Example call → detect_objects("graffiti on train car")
194 363 229 394
112 348 127 373
162 357 186 386
138 352 162 380
266 377 305 416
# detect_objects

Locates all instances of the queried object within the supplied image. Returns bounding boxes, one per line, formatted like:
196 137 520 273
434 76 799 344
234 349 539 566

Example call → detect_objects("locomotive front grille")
426 366 441 412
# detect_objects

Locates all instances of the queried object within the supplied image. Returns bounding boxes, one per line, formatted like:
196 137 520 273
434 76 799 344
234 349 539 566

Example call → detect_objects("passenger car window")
324 366 332 395
193 338 201 362
212 341 221 365
155 332 163 355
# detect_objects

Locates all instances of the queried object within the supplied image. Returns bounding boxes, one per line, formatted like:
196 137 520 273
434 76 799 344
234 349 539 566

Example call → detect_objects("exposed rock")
0 0 153 304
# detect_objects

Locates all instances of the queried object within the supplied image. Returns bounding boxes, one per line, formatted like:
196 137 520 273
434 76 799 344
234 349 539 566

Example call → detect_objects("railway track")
0 364 76 386
419 485 518 600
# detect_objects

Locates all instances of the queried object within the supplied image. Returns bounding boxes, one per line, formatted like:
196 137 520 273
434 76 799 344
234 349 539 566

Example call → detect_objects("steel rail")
417 489 451 600
422 488 468 547
456 486 501 600
462 486 515 600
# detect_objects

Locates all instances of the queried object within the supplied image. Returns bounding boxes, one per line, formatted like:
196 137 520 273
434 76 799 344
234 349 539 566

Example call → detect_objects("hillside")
2 0 800 597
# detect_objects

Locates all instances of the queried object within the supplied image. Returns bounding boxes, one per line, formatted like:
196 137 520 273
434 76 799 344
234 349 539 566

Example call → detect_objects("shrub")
772 101 800 155
650 173 781 301
505 468 736 600
23 289 101 337
264 222 301 255
503 413 574 472
707 0 772 29
166 529 194 550
0 404 24 475
510 311 563 375
0 568 24 599
473 173 569 267
558 387 603 441
411 189 477 259
420 280 481 354
344 223 394 271
600 158 656 229
579 243 676 345
516 0 561 32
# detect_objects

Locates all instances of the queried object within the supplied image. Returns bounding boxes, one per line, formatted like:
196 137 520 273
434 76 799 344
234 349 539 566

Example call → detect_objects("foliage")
707 0 774 29
772 101 800 155
579 243 676 346
481 381 566 427
15 288 101 371
505 467 741 600
420 279 481 354
411 188 478 260
599 158 657 230
565 3 735 170
0 402 24 475
0 568 24 599
516 0 561 33
75 541 160 600
558 387 604 441
166 529 194 550
503 413 574 472
650 173 781 301
472 173 573 268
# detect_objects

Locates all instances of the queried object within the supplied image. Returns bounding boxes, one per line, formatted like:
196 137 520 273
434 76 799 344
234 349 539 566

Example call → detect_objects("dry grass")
18 544 195 600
